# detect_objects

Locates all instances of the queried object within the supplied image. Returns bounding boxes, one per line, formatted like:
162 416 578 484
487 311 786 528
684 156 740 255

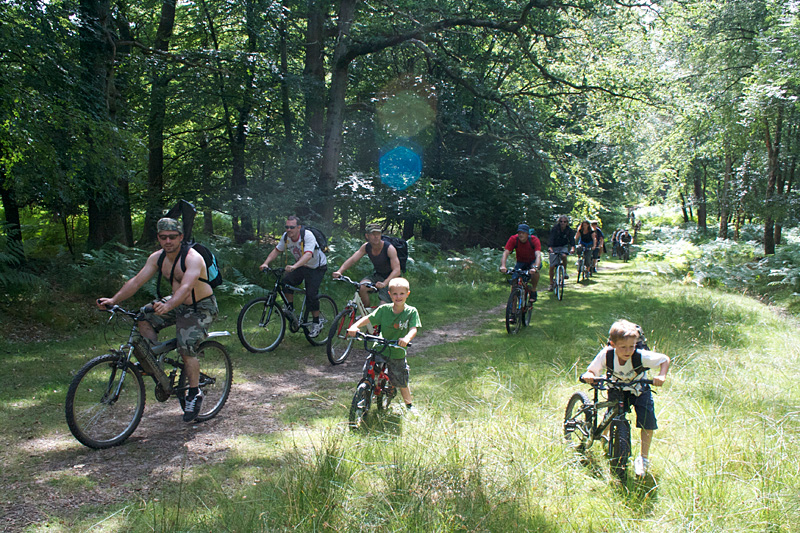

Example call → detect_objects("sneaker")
531 291 538 302
406 405 420 416
548 284 554 292
308 321 323 338
183 390 204 422
633 455 650 477
564 273 569 279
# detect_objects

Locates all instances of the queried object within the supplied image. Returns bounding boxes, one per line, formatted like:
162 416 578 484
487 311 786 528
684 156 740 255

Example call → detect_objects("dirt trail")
1 304 505 532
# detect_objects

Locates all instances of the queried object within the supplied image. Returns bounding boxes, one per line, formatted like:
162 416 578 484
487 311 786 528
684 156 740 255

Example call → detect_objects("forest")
2 0 799 260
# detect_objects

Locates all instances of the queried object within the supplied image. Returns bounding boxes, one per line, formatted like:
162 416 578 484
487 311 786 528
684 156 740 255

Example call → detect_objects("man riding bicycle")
547 216 575 291
260 216 328 338
96 217 218 422
500 223 542 300
332 223 402 307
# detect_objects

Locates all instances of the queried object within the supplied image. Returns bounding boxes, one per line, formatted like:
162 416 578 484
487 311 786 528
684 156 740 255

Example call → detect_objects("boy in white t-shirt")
581 319 670 477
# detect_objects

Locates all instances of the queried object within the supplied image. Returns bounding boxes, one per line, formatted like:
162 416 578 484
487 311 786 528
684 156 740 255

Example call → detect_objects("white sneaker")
633 455 650 477
308 322 323 338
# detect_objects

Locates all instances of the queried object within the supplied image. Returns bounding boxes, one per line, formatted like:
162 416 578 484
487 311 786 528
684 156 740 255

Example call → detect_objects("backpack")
382 236 408 272
156 241 222 301
605 326 650 376
285 226 329 254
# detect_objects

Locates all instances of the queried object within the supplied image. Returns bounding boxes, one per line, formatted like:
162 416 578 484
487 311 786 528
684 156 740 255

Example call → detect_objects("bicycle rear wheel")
301 294 338 346
505 288 523 334
349 380 372 430
609 419 631 482
237 296 286 352
327 308 357 364
65 353 145 449
563 392 593 451
195 340 233 421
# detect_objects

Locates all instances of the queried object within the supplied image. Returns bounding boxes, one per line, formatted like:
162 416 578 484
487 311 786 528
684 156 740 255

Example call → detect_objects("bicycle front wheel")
237 296 286 352
195 340 233 421
609 419 631 482
349 380 372 430
555 265 565 301
375 377 394 411
523 291 534 327
505 288 523 335
327 308 357 364
302 294 338 346
65 354 145 449
563 392 593 452
576 259 584 283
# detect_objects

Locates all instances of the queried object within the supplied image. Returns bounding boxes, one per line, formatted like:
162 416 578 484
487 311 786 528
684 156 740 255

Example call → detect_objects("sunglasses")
285 225 297 229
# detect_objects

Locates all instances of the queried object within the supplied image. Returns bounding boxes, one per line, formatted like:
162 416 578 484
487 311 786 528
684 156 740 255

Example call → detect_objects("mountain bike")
563 376 653 482
552 253 568 301
505 268 536 335
326 276 380 364
65 305 232 449
237 267 338 352
575 245 592 283
348 333 408 430
621 242 631 262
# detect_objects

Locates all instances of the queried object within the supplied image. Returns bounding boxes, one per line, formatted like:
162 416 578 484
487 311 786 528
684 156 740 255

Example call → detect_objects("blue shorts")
627 389 658 430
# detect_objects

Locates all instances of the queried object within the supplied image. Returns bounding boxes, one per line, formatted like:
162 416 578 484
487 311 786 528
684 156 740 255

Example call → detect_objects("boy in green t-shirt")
347 277 421 412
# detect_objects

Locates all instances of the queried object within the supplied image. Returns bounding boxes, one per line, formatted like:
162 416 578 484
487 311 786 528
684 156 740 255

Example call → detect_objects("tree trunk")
763 108 783 255
679 191 689 223
141 0 177 244
303 0 327 160
0 176 23 250
80 0 129 248
318 0 357 224
693 159 706 231
719 150 732 239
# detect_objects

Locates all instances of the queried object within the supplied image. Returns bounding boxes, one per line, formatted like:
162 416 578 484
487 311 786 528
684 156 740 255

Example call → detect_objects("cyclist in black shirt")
547 216 575 291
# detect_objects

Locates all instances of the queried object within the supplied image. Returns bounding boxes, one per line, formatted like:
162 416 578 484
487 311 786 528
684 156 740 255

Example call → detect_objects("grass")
3 259 800 532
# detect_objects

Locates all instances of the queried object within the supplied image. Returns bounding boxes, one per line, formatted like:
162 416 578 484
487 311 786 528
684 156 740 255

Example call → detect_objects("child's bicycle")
348 332 408 430
326 275 380 364
563 376 653 482
65 304 233 449
237 267 338 352
504 268 536 335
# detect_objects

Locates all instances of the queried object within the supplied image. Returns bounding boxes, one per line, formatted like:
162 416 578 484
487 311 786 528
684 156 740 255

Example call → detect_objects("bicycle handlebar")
333 275 378 291
354 331 411 351
260 266 285 275
580 376 654 389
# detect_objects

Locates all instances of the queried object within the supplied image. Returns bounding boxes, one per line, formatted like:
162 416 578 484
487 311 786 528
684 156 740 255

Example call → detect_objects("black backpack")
156 241 222 301
285 226 329 254
382 236 408 272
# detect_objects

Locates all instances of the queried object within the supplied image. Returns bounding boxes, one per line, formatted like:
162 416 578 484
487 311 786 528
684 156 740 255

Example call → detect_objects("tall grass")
45 262 798 532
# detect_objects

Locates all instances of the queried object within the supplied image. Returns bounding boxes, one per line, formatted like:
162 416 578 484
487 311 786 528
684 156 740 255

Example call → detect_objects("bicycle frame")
264 268 315 327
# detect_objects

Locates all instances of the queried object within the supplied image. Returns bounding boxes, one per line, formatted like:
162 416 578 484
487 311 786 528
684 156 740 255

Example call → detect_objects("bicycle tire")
65 353 145 449
555 265 565 301
194 340 233 421
505 288 523 335
349 380 371 430
375 377 393 411
523 291 533 327
327 308 357 364
623 247 629 262
563 392 593 451
237 296 286 352
303 294 338 346
609 419 631 482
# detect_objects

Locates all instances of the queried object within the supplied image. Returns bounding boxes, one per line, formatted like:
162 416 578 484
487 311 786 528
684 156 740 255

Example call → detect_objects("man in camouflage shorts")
97 218 219 422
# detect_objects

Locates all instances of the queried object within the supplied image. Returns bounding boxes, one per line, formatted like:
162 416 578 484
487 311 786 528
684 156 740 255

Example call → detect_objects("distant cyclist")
591 220 604 273
575 219 596 274
547 216 575 291
500 223 542 301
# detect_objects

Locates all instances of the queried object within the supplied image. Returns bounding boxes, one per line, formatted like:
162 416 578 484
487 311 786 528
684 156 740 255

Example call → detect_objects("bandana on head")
157 218 182 233
366 223 382 233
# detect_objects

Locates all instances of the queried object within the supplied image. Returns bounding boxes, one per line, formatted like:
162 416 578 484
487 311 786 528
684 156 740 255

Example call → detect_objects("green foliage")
0 227 41 292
